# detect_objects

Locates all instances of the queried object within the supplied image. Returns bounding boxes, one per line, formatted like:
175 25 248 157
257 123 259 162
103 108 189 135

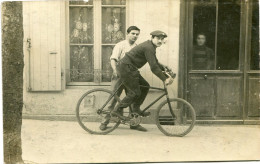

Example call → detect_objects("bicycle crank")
129 112 142 126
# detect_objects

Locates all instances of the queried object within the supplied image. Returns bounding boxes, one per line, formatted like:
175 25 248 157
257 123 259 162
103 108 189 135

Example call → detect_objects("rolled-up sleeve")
110 44 122 62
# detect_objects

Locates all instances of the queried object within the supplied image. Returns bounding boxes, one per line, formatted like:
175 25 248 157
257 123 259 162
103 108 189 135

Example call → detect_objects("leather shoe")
130 125 147 132
99 123 107 131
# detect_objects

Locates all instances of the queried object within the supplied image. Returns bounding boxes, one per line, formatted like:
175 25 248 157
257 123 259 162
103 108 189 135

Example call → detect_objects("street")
22 119 260 163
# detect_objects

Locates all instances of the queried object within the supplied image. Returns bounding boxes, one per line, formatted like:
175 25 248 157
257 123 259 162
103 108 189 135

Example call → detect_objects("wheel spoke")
76 89 121 134
156 98 196 137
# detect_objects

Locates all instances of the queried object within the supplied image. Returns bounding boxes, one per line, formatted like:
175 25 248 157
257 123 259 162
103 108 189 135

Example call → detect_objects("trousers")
116 61 150 110
101 75 124 124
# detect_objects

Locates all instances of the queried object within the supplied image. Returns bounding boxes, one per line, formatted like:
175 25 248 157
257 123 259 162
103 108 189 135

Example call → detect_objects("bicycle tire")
155 98 196 137
76 88 121 135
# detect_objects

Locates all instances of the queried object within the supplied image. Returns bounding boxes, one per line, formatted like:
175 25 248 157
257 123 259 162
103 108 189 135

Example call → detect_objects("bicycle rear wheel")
76 88 121 135
155 98 196 137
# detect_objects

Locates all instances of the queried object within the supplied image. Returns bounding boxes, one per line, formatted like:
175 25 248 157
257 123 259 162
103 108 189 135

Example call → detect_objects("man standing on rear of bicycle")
111 30 174 131
99 26 142 131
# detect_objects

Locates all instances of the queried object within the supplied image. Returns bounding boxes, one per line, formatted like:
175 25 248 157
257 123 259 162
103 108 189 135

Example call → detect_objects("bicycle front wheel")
155 98 196 137
76 88 121 135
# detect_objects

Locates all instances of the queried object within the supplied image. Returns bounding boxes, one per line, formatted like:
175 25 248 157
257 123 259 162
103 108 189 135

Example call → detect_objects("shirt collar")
149 40 157 49
125 40 137 47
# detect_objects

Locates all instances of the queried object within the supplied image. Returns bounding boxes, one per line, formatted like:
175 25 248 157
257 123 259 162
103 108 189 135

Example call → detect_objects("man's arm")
158 61 171 71
144 49 167 81
110 59 118 77
110 44 122 76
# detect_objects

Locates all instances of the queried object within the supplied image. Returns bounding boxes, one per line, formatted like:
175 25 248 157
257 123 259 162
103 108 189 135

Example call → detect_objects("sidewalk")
22 119 260 163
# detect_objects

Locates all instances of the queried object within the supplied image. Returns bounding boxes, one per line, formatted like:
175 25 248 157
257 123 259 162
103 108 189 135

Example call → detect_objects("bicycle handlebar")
162 67 176 87
162 67 176 79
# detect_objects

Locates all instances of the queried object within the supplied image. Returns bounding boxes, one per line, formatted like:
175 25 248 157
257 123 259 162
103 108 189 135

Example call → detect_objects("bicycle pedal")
141 113 151 117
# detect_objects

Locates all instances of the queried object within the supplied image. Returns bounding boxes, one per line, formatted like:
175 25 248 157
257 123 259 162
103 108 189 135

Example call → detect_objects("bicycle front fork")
164 83 177 119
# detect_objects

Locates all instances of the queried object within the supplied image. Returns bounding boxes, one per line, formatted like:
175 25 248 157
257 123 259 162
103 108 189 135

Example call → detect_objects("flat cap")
150 30 167 37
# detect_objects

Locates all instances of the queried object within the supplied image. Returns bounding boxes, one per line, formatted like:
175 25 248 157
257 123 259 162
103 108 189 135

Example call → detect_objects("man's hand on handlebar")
165 77 174 85
164 66 172 71
162 66 175 85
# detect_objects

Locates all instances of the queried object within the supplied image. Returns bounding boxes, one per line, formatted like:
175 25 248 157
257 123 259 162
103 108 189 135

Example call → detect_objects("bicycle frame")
100 82 176 118
139 84 167 113
140 83 176 118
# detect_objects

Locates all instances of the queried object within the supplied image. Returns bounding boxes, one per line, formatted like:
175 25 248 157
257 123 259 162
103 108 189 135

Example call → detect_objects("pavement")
21 119 260 163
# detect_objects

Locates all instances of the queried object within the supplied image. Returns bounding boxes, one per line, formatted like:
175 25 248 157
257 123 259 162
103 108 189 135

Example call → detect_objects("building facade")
22 0 259 124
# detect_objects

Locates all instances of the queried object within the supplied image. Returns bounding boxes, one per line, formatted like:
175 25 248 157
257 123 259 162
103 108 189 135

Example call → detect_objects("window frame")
246 0 260 72
65 0 129 86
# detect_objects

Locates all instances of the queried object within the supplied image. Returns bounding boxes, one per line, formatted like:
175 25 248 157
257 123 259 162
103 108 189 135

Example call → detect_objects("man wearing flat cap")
111 30 174 131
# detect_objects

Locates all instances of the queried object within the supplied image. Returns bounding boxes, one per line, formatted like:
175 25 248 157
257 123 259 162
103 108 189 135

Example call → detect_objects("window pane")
102 0 126 5
69 0 93 5
70 7 93 44
102 7 126 44
70 46 94 82
216 0 241 70
250 0 259 70
192 2 216 70
102 46 114 82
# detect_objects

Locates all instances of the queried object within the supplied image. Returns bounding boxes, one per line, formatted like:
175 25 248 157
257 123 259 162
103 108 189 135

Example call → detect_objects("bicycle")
76 71 196 137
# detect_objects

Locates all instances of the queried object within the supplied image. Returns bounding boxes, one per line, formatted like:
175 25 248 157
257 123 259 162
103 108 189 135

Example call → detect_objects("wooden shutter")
23 1 62 91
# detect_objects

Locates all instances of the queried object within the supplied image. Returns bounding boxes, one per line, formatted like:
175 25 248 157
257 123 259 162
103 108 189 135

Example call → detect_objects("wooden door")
23 1 63 91
244 0 260 121
186 0 246 120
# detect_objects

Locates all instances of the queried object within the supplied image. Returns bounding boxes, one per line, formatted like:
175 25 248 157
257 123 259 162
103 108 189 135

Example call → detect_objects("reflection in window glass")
102 7 126 44
192 2 216 70
102 46 114 82
70 46 94 82
70 7 93 44
217 0 241 70
250 0 259 70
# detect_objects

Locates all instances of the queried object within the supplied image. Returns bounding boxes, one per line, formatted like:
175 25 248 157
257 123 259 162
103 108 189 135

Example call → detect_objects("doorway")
183 0 251 121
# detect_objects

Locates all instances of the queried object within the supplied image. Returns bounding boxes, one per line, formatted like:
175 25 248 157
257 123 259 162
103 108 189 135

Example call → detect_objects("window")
101 0 126 82
192 0 241 70
69 2 94 82
250 0 259 70
68 0 126 84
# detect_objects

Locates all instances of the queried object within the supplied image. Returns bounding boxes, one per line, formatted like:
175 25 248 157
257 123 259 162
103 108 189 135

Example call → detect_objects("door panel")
248 77 260 117
189 75 215 117
185 0 245 121
23 1 62 91
216 76 242 117
246 0 260 118
184 0 259 122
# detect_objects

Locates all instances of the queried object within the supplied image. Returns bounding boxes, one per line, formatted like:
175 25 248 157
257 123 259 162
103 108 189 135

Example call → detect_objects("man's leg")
100 76 124 130
129 75 150 131
117 73 141 110
111 63 148 132
132 74 150 115
107 76 124 110
112 63 141 113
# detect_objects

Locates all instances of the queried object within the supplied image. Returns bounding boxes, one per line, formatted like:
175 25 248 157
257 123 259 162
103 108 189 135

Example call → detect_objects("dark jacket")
121 40 167 81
